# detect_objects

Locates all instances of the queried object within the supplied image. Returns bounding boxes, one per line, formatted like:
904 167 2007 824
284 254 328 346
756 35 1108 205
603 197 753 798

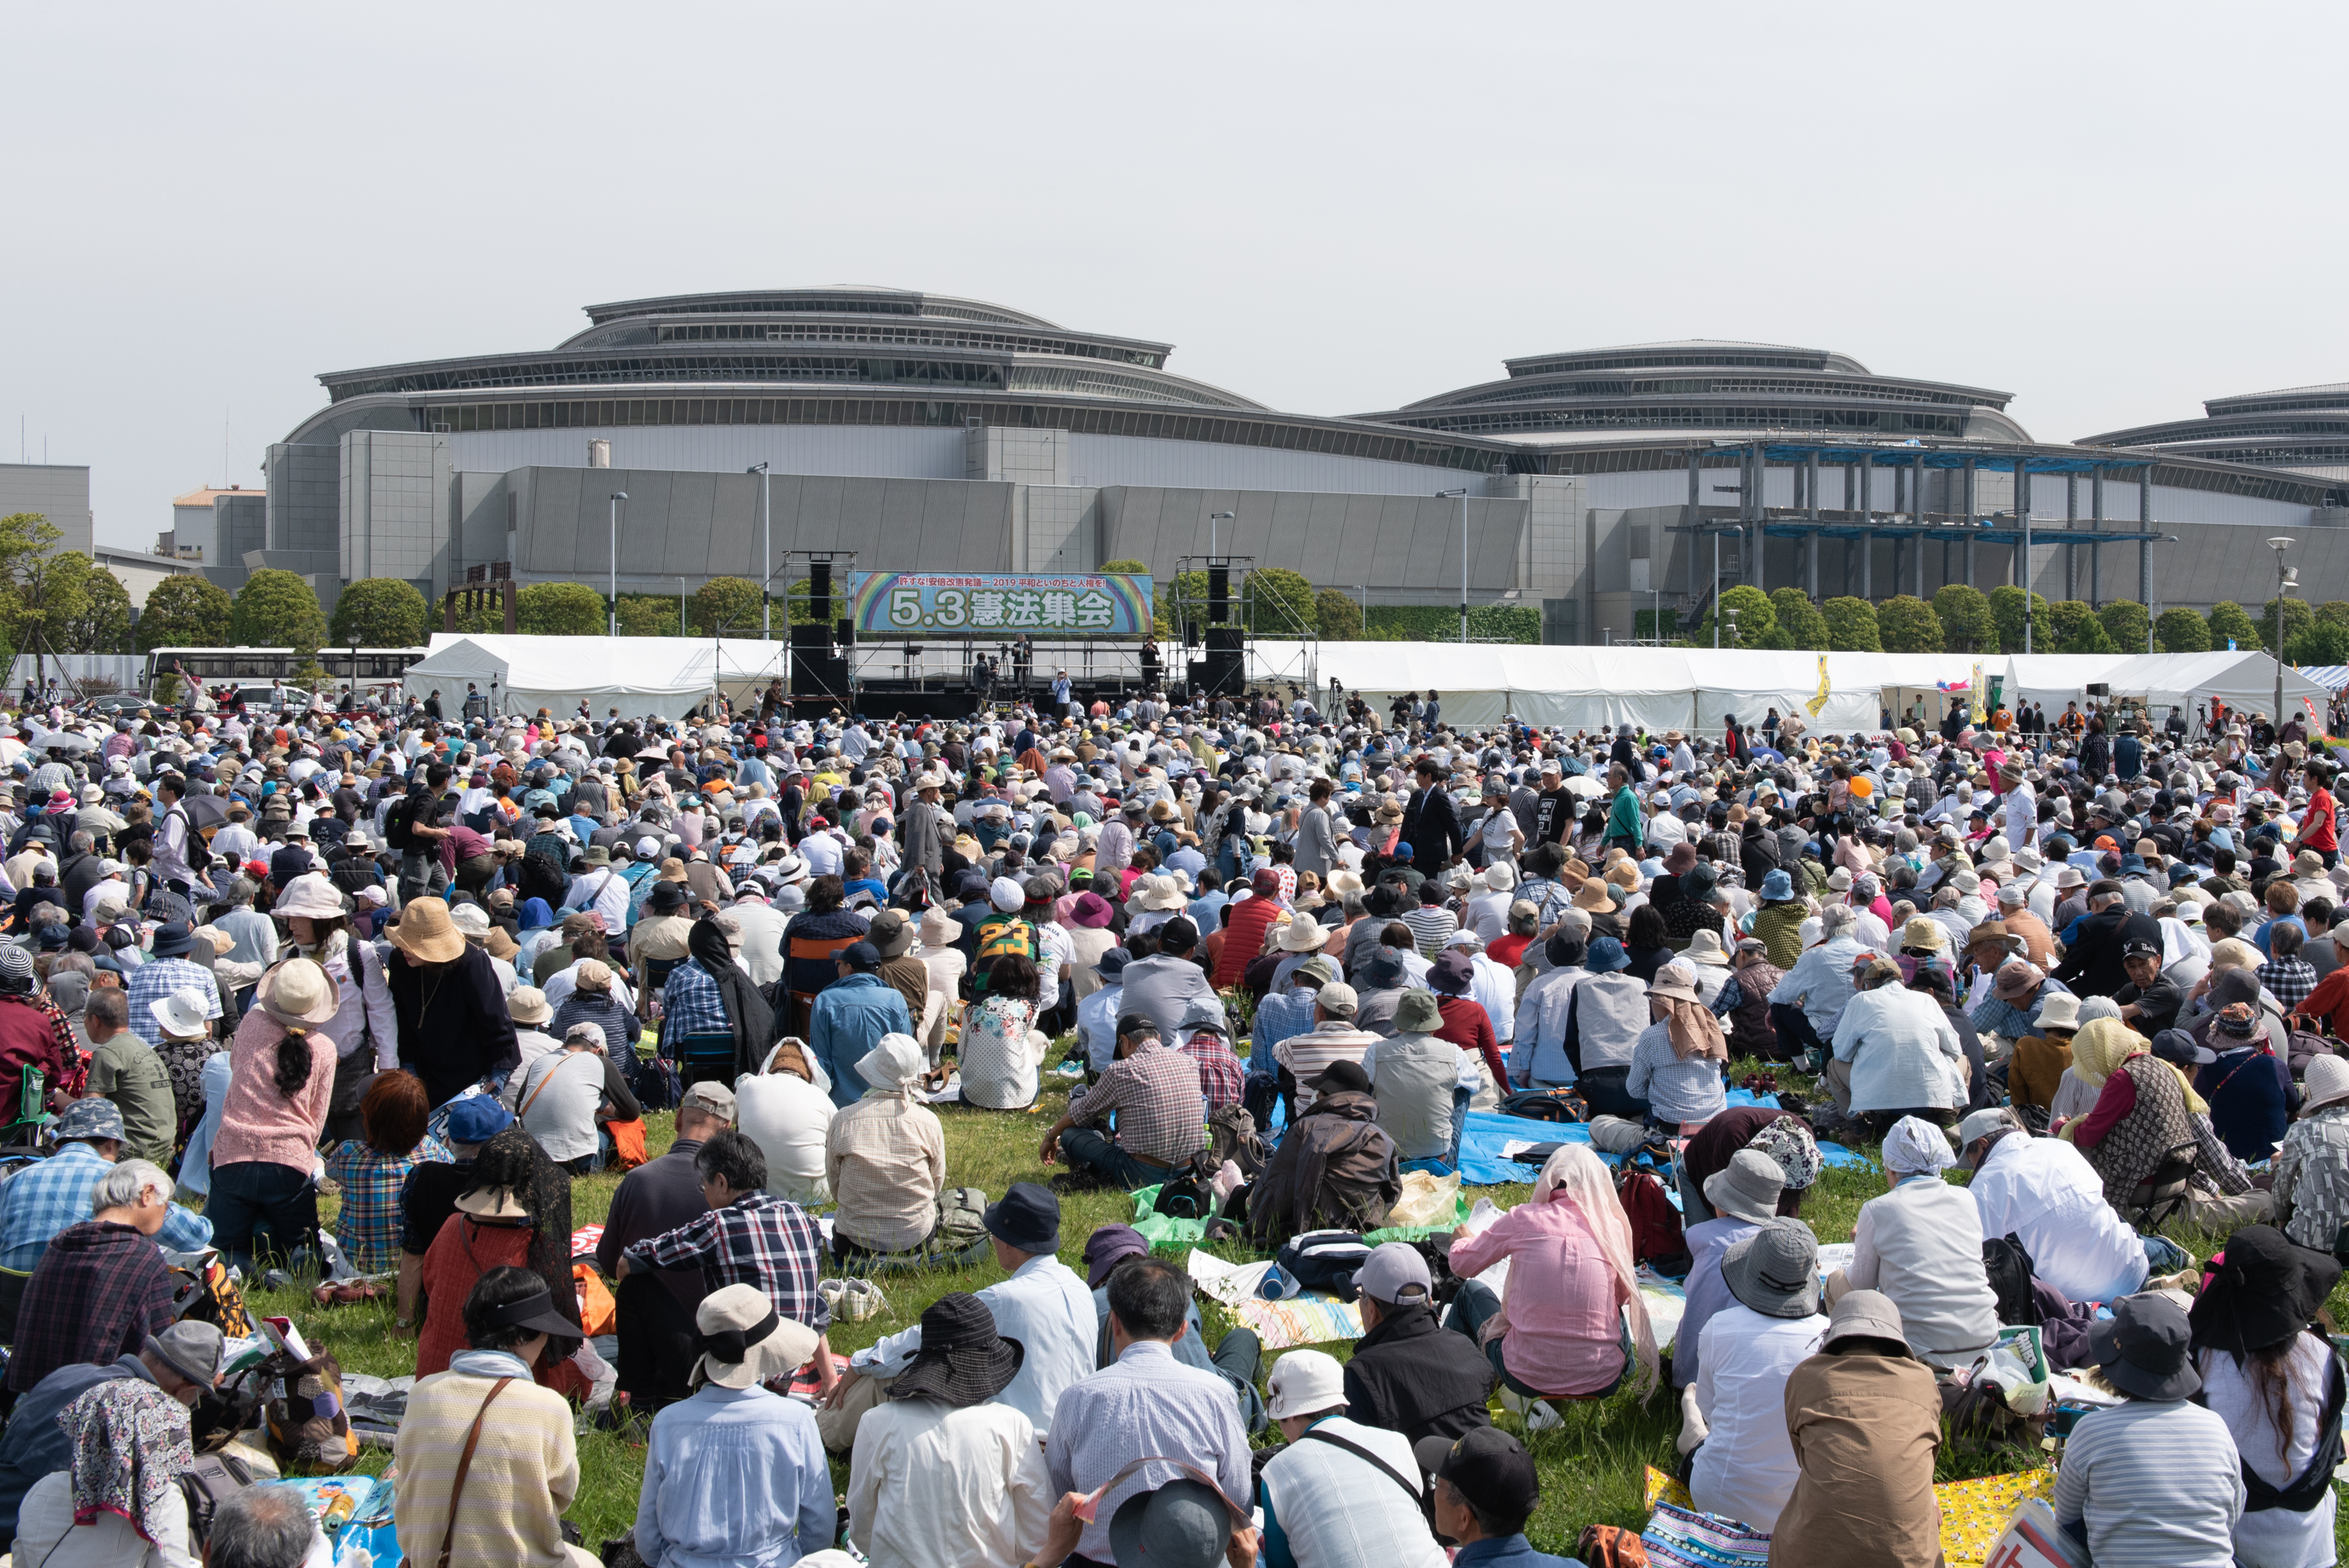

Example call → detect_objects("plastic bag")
1981 1496 2087 1567
1388 1170 1462 1228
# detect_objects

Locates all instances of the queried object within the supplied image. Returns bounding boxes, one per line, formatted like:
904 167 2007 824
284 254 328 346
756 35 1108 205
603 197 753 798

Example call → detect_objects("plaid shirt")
661 958 730 1043
1178 1032 1245 1110
2264 956 2319 1012
628 1191 831 1332
4 1219 176 1393
326 1136 452 1272
1074 1042 1206 1166
1248 988 1317 1082
124 956 222 1048
0 1139 212 1271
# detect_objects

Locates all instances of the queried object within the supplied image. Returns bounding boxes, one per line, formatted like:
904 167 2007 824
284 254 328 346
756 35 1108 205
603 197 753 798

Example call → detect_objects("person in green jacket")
1604 765 1645 855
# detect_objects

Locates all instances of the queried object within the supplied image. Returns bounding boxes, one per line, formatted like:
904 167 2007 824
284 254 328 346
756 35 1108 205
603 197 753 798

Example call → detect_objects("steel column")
2065 473 2078 601
1807 453 1821 522
2139 468 2154 636
1807 526 1818 600
2091 468 2104 608
1686 450 1701 600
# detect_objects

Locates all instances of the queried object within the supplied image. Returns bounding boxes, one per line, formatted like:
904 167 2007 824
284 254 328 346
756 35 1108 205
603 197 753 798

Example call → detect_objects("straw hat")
387 896 465 965
257 958 339 1028
1278 914 1326 953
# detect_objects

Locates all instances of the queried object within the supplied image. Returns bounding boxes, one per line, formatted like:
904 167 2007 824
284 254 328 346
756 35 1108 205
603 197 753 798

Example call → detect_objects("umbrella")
178 793 234 830
25 728 93 757
1561 774 1607 798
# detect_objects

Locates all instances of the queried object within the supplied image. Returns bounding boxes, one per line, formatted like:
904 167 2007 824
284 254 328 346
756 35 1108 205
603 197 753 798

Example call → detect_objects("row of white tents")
400 631 2333 735
1250 643 2334 734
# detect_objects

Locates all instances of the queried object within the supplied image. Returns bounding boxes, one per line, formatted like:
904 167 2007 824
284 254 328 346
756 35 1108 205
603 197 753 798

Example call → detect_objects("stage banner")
846 572 1154 637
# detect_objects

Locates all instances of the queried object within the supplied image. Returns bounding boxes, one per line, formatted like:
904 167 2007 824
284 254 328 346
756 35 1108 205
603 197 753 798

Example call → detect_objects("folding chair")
0 1066 54 1160
673 1031 738 1092
2126 1143 2202 1231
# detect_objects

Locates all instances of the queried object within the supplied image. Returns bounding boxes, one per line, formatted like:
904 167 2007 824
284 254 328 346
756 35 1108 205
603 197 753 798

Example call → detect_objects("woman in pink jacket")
1446 1144 1658 1404
205 958 340 1271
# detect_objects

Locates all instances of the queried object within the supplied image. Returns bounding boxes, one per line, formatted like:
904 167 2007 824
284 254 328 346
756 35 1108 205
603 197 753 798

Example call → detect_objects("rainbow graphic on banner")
845 572 1154 637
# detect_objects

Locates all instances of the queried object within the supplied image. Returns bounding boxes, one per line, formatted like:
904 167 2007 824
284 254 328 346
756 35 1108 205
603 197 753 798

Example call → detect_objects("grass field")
237 1043 2348 1558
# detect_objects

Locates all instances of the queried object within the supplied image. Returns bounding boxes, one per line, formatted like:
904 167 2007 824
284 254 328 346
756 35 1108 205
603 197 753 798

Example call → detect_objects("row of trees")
1677 582 2349 660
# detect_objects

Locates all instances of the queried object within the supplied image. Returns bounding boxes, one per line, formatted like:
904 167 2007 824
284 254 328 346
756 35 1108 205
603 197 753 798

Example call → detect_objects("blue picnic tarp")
1456 1089 1872 1187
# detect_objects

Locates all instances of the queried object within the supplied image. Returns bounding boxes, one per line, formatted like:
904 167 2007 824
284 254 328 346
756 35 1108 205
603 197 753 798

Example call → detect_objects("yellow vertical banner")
1804 654 1832 718
1970 661 1987 725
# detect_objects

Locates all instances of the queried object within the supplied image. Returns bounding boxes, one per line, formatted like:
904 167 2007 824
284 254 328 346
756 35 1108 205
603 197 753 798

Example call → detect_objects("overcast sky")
7 2 2346 549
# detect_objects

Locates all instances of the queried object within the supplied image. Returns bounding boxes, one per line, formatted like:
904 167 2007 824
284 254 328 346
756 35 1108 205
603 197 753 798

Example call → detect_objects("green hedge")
1361 604 1541 643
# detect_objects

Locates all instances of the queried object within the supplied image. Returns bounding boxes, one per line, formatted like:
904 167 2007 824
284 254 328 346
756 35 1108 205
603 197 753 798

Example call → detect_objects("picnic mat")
1457 1103 1870 1188
1641 1464 2056 1568
1130 1171 1470 1251
1187 1249 1364 1349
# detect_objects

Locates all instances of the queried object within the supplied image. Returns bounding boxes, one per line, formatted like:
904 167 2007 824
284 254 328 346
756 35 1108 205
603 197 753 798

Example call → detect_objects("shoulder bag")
406 1375 513 1568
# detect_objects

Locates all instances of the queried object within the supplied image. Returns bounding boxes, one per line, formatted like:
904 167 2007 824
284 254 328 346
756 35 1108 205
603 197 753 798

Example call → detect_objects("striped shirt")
2051 1397 2242 1568
1400 906 1459 958
1274 1021 1379 1113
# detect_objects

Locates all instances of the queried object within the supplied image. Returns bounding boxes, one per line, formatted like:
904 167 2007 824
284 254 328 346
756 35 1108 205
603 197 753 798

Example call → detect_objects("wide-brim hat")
1109 1480 1233 1568
454 1184 533 1222
2302 1052 2349 1112
272 872 346 921
257 957 339 1027
867 908 915 958
892 1291 1024 1408
148 989 211 1040
1704 1148 1786 1226
509 985 552 1025
693 1283 821 1390
2087 1293 2200 1401
387 896 466 964
1821 1288 1911 1354
1278 914 1326 952
1720 1218 1820 1319
2034 992 2081 1032
1683 928 1730 966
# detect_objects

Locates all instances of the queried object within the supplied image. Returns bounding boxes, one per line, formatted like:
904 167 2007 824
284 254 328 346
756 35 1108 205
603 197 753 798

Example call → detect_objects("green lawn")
236 1047 2342 1558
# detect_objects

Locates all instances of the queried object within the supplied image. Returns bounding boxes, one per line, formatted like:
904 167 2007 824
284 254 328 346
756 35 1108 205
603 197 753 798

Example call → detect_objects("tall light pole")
1209 510 1233 559
2269 536 2298 726
747 462 771 638
608 493 627 637
1438 488 1469 643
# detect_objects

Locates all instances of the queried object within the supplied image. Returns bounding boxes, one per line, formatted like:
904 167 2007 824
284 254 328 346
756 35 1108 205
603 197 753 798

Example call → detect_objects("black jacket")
1340 1300 1496 1448
1402 787 1461 872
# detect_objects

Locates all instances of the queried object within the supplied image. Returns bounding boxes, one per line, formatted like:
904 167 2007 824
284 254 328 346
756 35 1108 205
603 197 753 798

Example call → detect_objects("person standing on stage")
1051 669 1073 718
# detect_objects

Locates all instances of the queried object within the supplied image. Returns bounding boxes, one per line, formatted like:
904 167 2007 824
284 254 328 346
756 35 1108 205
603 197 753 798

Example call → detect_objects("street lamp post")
1208 510 1233 560
747 462 771 638
1438 488 1469 643
2269 536 2299 727
607 493 627 637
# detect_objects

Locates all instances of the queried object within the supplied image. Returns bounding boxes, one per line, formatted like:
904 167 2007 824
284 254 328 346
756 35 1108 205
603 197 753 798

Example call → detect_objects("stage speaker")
837 618 854 649
809 561 833 625
790 622 828 654
1208 563 1230 621
792 654 848 699
1203 625 1244 696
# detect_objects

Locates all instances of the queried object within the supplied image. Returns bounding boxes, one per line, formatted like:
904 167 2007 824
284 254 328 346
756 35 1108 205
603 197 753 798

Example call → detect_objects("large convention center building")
192 287 2349 644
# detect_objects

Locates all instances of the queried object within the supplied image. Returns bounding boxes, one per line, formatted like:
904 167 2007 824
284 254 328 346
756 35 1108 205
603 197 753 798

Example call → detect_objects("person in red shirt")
2297 759 2339 871
1210 869 1290 989
1427 950 1508 1090
1488 903 1537 971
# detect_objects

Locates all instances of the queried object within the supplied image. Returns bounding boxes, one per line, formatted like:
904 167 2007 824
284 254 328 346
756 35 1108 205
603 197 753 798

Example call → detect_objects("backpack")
1207 1103 1268 1179
169 1254 254 1339
1153 1153 1218 1220
628 1050 684 1113
380 789 424 852
167 806 212 873
1275 1231 1374 1300
1614 1167 1689 1277
176 1451 257 1547
1498 1087 1589 1124
1982 1232 2040 1327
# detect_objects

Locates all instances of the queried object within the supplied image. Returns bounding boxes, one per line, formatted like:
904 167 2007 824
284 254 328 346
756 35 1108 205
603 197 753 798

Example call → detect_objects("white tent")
2000 653 2137 718
404 635 788 719
2092 650 2329 723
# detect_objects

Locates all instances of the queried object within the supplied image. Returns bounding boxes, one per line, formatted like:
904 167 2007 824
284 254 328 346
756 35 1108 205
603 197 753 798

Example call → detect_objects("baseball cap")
1354 1241 1432 1307
678 1080 737 1121
1412 1427 1539 1532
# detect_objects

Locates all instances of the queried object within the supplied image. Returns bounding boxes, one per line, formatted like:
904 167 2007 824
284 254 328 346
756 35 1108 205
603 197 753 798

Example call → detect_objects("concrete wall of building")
1066 432 1500 499
265 443 340 584
443 425 971 484
216 495 268 580
0 464 93 556
1095 487 1526 598
341 430 451 591
505 466 1014 591
967 427 1071 487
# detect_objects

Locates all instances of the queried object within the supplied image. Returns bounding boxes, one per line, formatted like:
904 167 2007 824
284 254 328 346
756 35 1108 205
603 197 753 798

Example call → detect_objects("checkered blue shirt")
627 1191 831 1331
0 1139 213 1270
124 957 222 1048
661 959 731 1045
1249 987 1318 1081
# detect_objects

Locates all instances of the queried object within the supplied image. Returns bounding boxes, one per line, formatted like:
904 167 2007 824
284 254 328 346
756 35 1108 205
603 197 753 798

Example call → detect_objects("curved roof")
580 286 1065 331
1363 340 2022 444
2078 380 2349 476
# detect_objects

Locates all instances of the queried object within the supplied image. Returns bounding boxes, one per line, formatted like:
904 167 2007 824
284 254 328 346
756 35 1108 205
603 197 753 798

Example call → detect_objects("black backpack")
176 1451 257 1546
1275 1230 1374 1300
1982 1232 2040 1327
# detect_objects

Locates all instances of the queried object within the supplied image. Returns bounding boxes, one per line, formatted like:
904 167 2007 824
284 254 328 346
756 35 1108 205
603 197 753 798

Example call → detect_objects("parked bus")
145 646 430 691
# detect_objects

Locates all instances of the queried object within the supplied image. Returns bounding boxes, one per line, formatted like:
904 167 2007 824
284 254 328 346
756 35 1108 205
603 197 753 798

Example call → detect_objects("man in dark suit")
1402 758 1461 878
